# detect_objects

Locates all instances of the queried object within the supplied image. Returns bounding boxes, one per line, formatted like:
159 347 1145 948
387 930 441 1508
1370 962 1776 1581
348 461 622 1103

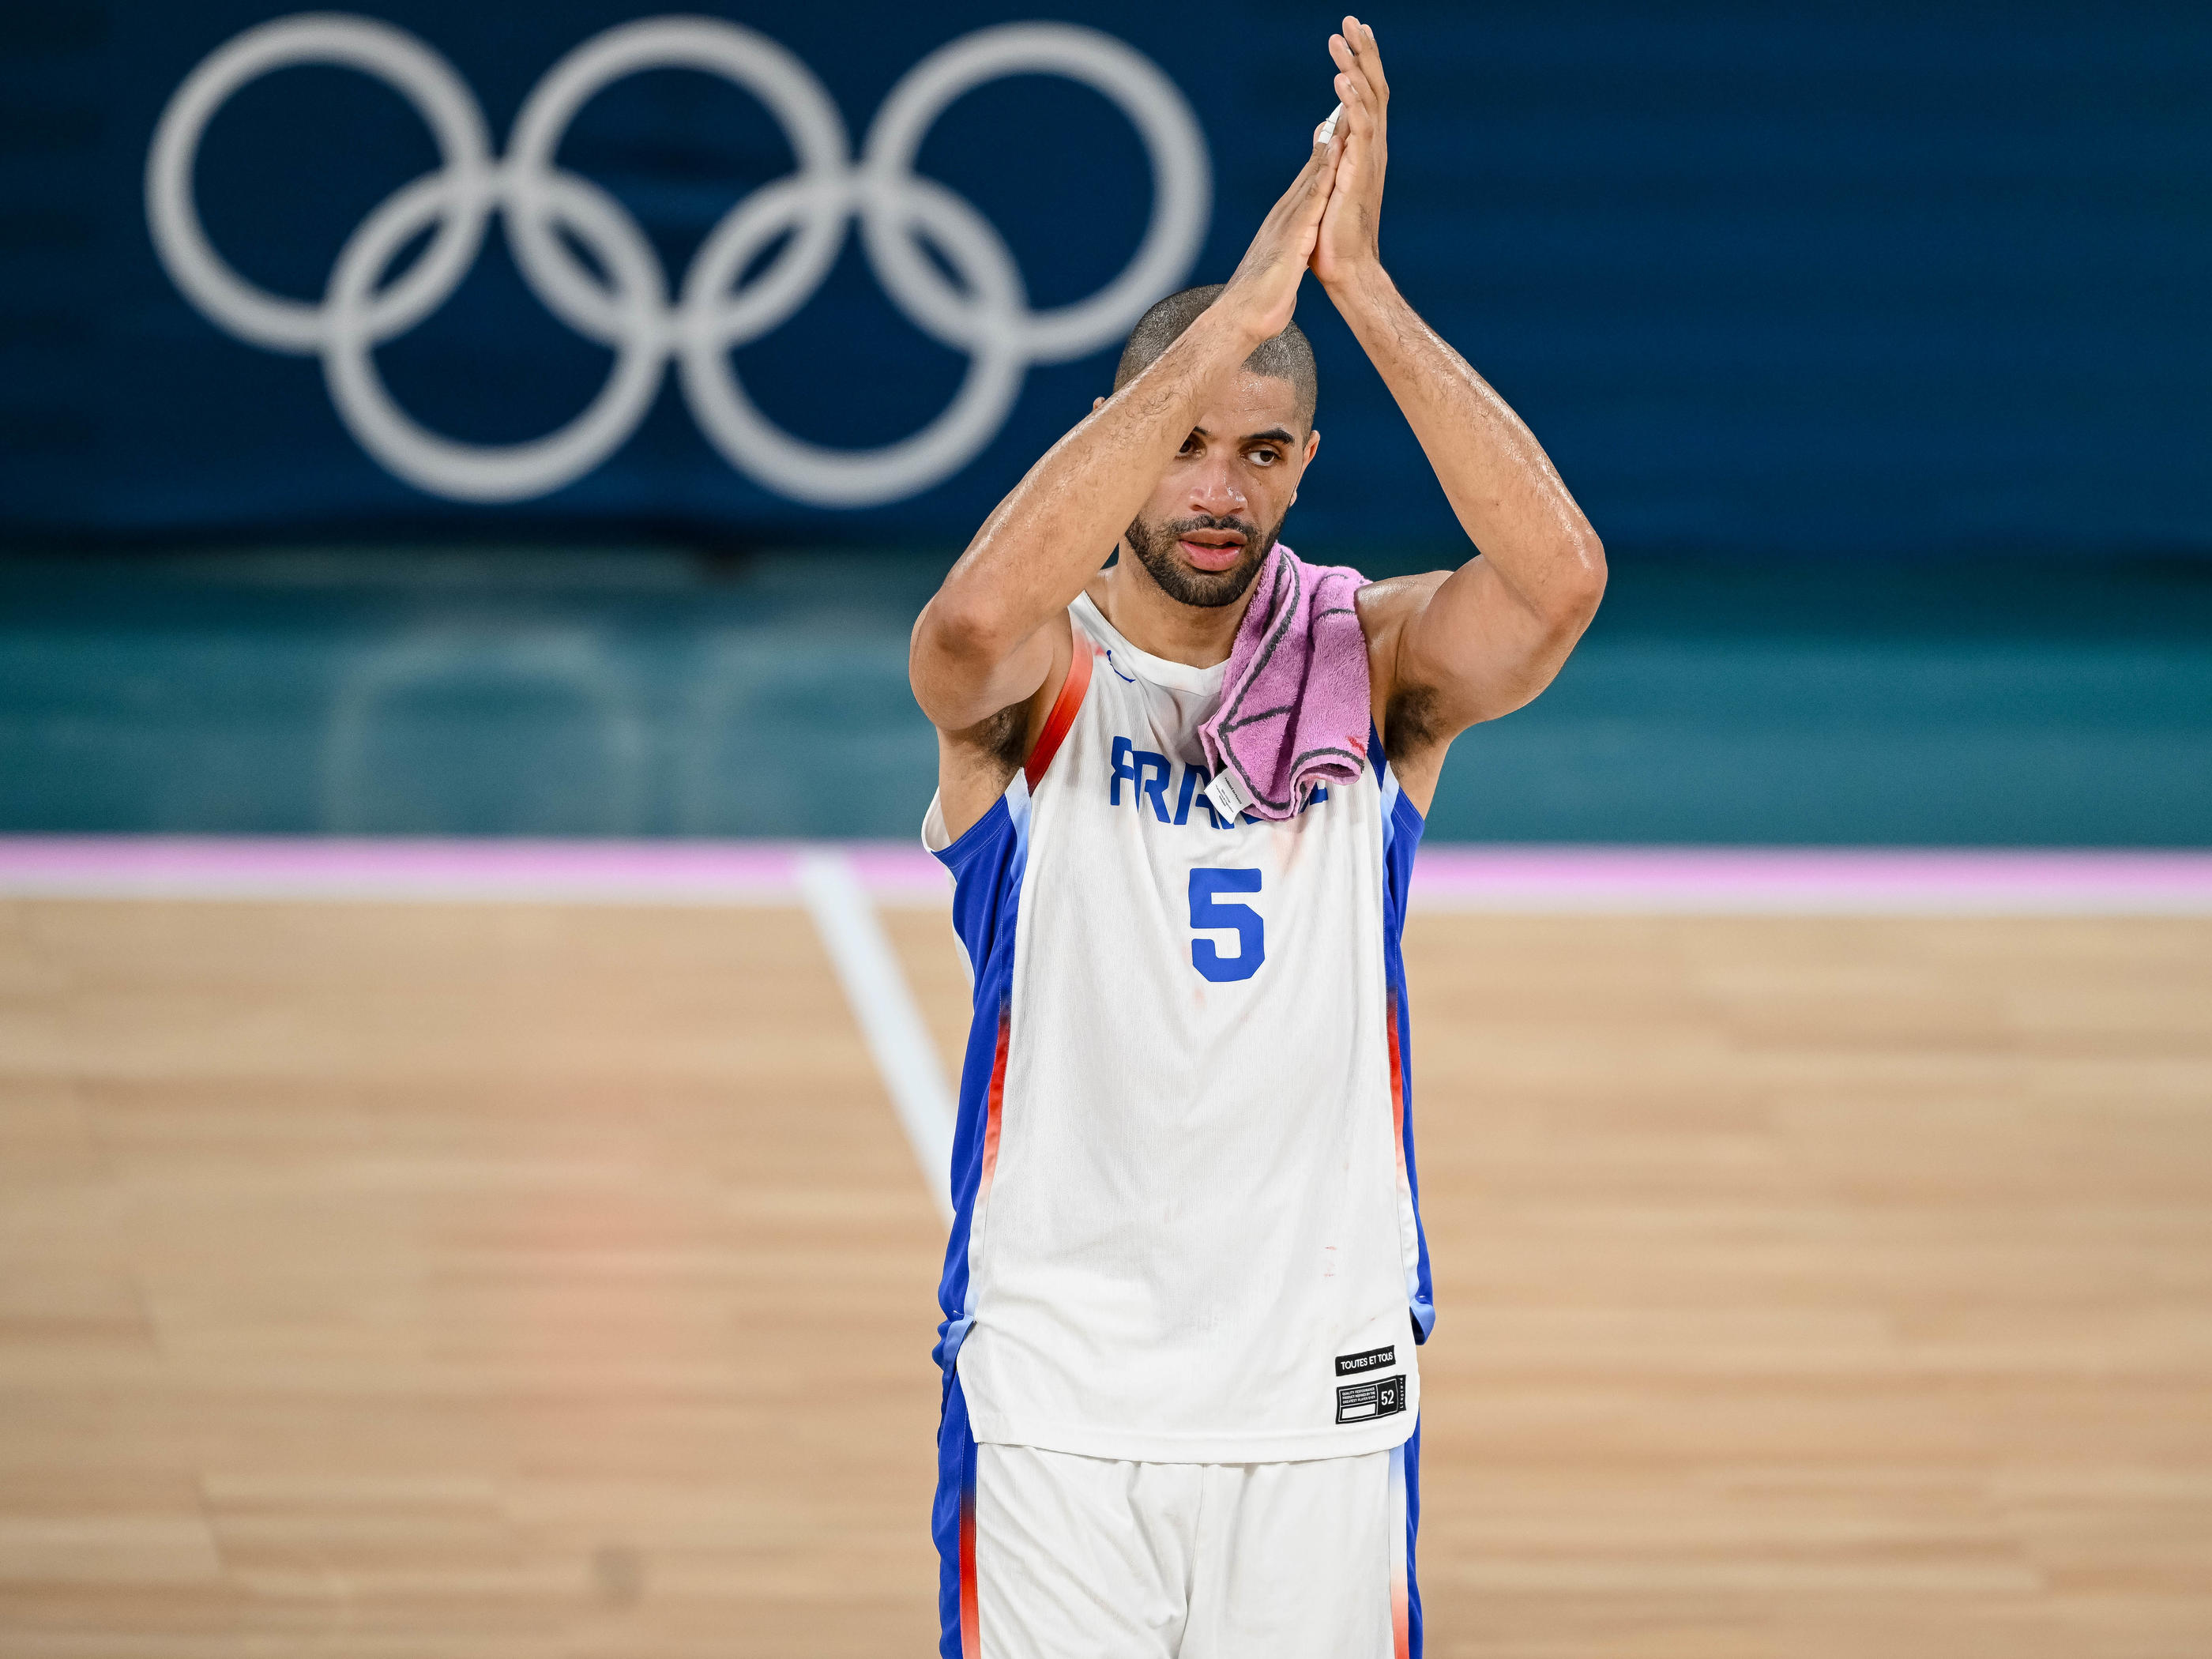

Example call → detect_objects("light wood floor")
2 898 2208 1657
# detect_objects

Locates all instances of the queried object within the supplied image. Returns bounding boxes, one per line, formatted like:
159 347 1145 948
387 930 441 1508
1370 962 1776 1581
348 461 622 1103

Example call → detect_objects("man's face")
1120 372 1319 609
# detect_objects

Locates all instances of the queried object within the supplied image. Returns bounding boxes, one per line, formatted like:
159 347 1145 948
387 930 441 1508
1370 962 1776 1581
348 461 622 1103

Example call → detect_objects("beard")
1122 510 1285 609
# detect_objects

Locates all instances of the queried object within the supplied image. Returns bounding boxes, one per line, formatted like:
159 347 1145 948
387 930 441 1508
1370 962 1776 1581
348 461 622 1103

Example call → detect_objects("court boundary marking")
796 850 956 1222
2 837 2209 915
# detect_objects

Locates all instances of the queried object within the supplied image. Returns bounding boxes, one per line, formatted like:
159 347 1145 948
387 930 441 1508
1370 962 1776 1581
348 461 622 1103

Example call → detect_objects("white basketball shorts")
934 1377 1421 1658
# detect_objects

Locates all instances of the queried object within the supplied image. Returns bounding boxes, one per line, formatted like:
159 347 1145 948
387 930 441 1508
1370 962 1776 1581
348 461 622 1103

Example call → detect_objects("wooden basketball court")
2 893 2207 1656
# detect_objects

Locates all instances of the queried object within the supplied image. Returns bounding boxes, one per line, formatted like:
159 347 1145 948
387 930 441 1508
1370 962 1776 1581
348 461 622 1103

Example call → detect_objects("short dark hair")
1112 284 1318 427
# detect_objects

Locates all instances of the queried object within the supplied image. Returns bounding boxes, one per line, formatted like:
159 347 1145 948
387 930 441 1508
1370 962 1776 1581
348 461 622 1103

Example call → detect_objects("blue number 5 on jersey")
1189 867 1265 983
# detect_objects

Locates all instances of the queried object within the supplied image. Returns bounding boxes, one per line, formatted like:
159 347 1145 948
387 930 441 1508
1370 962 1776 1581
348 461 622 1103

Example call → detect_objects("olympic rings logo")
146 13 1210 507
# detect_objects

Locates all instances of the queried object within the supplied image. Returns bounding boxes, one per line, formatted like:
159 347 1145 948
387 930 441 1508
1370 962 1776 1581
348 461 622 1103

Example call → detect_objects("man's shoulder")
1354 571 1450 670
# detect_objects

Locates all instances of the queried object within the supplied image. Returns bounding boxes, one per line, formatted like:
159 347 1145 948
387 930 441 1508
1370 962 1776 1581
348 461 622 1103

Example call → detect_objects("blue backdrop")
2 0 2208 558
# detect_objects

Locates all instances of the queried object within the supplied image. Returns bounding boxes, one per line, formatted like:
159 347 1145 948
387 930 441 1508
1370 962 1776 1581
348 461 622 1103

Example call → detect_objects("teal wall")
1 550 2204 845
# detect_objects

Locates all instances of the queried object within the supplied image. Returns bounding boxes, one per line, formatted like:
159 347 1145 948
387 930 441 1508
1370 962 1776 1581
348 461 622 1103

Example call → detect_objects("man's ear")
1291 429 1320 505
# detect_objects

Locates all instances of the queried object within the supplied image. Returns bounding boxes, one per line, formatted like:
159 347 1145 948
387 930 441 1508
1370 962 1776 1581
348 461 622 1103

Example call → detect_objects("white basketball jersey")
924 592 1435 1464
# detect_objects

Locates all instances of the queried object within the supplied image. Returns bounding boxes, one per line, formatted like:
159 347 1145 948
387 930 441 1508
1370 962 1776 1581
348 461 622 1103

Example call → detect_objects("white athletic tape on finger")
1317 101 1342 144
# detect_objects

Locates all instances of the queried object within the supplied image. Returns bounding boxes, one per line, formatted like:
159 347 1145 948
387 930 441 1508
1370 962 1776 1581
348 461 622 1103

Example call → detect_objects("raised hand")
1217 113 1343 343
911 62 1348 754
1313 16 1388 290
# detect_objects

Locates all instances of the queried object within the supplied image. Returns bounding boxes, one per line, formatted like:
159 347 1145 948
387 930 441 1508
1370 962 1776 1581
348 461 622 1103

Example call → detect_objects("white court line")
796 849 957 1224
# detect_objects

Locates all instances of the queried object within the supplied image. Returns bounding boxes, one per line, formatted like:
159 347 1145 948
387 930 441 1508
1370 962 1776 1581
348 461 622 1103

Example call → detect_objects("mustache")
1163 514 1260 545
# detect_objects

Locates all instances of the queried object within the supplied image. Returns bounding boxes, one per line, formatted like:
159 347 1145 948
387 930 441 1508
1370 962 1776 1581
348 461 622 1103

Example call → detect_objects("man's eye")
1250 448 1279 465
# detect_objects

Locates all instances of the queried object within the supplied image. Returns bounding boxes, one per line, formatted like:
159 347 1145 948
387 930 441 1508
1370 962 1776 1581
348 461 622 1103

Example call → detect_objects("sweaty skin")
911 17 1605 841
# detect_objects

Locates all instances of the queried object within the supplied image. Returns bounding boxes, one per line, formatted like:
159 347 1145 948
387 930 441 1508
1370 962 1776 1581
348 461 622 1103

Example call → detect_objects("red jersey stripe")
1023 637 1096 791
979 1005 1011 1202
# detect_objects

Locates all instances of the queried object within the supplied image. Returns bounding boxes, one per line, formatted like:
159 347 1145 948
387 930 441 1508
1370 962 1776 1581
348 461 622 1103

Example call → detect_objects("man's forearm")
912 119 1339 730
1326 264 1599 608
925 304 1262 660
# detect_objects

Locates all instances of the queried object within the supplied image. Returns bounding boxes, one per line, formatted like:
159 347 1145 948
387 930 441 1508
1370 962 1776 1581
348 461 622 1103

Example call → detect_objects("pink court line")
1409 845 2212 915
0 837 939 905
0 837 2206 915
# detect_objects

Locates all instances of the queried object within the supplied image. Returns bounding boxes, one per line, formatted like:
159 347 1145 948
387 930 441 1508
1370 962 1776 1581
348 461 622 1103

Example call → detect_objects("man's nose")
1187 460 1247 518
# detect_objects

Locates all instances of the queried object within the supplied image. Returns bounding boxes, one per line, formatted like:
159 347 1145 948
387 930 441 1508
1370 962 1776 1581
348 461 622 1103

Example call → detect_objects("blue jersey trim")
1371 725 1437 1342
932 1370 977 1658
1404 1422 1426 1657
931 791 1029 1377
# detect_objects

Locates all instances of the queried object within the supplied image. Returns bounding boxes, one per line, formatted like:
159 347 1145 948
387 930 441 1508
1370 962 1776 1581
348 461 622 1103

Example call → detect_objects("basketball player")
908 19 1604 1657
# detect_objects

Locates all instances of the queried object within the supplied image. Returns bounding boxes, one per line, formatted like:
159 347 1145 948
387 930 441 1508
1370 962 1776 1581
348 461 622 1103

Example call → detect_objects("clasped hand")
1218 16 1390 344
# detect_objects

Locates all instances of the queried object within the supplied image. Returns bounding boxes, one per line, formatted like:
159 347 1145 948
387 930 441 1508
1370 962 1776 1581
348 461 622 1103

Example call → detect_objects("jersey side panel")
1372 728 1435 1341
931 789 1030 1377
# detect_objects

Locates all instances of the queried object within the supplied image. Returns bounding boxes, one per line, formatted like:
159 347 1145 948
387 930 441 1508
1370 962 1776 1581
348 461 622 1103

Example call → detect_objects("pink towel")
1198 544 1373 823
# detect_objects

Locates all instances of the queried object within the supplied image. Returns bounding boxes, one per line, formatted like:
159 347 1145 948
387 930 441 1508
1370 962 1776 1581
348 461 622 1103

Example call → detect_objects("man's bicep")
1390 558 1585 736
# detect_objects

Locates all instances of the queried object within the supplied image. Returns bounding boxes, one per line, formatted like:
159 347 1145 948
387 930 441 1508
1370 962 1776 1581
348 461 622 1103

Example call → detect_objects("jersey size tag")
1335 1374 1406 1424
1334 1344 1397 1377
1202 767 1254 822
